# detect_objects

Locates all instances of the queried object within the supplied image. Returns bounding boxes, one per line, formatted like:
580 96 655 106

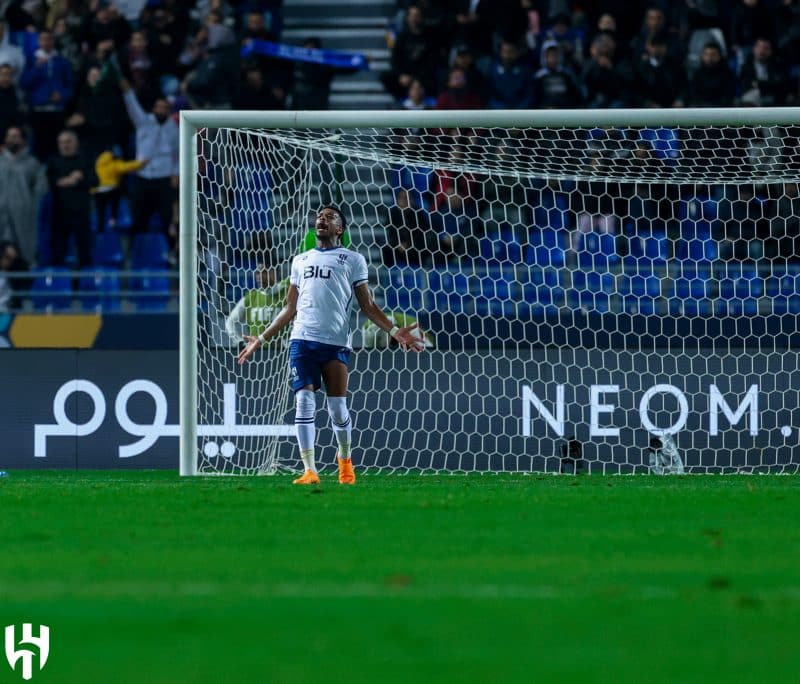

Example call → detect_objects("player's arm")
237 285 298 365
354 283 424 352
225 297 247 343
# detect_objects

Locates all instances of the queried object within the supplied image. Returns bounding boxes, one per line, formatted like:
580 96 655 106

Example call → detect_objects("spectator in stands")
635 33 684 108
21 30 75 161
291 37 360 110
382 189 436 267
118 30 158 107
233 67 282 110
539 12 584 71
487 40 534 109
80 1 131 52
630 6 681 62
140 4 185 79
0 241 29 311
0 127 48 266
731 0 776 53
67 59 130 163
46 129 96 268
582 32 633 108
401 78 436 110
685 42 735 107
183 20 239 108
444 44 486 102
92 147 145 232
382 5 439 100
449 0 492 56
0 22 25 82
435 66 482 109
0 63 23 140
738 37 789 107
533 40 583 109
120 77 178 246
52 17 81 67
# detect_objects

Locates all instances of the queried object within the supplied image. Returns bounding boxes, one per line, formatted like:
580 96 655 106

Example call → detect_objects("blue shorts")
289 339 351 392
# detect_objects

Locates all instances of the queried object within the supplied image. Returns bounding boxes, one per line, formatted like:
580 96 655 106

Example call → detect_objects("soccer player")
225 259 286 344
237 206 425 485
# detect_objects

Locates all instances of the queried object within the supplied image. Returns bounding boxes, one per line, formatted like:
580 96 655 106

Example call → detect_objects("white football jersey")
289 247 369 348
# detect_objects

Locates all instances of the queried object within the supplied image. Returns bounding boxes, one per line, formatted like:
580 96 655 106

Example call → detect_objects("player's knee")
327 396 350 428
295 389 316 423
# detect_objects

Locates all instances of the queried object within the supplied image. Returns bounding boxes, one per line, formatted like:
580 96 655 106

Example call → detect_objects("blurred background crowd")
1 0 799 315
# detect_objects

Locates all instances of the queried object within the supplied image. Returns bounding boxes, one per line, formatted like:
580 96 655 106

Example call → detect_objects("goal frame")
178 107 800 476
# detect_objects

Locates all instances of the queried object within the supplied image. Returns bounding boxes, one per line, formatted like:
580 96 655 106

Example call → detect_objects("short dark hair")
703 41 722 54
320 205 346 231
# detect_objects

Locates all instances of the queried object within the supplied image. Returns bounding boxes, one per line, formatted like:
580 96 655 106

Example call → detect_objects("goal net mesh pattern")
193 123 800 474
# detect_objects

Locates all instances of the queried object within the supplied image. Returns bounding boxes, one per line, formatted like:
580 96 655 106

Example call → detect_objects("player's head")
315 205 346 244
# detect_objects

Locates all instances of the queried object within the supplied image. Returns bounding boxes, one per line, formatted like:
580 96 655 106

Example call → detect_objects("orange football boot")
293 469 320 485
338 456 356 484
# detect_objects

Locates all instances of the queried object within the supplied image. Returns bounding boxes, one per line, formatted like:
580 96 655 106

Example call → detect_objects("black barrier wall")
1 349 797 471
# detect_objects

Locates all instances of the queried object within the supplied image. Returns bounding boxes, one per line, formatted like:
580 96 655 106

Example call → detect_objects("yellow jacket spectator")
92 150 146 231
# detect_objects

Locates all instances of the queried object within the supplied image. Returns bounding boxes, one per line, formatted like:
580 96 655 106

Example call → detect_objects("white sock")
295 389 316 472
327 396 352 460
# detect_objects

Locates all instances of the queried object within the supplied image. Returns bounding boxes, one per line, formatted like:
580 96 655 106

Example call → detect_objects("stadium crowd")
384 0 800 111
0 0 799 314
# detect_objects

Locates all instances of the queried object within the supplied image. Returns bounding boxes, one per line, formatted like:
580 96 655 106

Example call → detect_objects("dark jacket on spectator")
0 82 22 137
487 55 534 109
390 27 439 94
582 56 634 107
686 61 736 107
533 41 583 109
47 153 95 216
636 55 684 108
738 53 789 106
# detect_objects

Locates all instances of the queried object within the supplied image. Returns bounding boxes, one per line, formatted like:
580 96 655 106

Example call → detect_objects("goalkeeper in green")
225 260 287 344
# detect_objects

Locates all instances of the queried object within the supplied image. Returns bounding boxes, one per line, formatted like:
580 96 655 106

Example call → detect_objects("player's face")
315 208 343 244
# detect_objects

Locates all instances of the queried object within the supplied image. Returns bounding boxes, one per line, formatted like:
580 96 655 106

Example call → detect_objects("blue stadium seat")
131 233 169 269
620 274 662 297
523 283 565 307
622 294 657 315
674 275 715 299
624 232 668 267
93 233 124 268
117 196 133 230
131 275 171 311
674 235 717 263
30 268 72 311
717 298 759 316
79 268 121 312
573 290 610 313
669 296 715 316
526 228 566 267
639 127 680 160
576 232 619 270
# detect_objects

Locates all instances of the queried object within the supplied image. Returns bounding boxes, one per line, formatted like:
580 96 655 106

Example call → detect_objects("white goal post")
180 108 800 476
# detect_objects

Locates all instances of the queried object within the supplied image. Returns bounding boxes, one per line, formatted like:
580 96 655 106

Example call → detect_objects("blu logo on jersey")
303 265 332 279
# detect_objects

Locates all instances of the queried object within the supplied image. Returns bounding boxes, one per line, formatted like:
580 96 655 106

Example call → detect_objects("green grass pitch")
1 471 799 683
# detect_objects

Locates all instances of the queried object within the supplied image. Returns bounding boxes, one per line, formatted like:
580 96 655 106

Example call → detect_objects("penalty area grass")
0 471 799 683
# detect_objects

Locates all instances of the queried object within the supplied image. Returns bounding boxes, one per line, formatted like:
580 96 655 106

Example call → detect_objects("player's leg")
289 341 321 485
322 359 356 484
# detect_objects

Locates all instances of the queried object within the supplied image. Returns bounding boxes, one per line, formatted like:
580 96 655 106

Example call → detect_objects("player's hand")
393 323 425 352
237 335 262 365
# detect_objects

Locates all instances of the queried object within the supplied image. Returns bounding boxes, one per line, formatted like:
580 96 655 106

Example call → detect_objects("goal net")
181 110 800 475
